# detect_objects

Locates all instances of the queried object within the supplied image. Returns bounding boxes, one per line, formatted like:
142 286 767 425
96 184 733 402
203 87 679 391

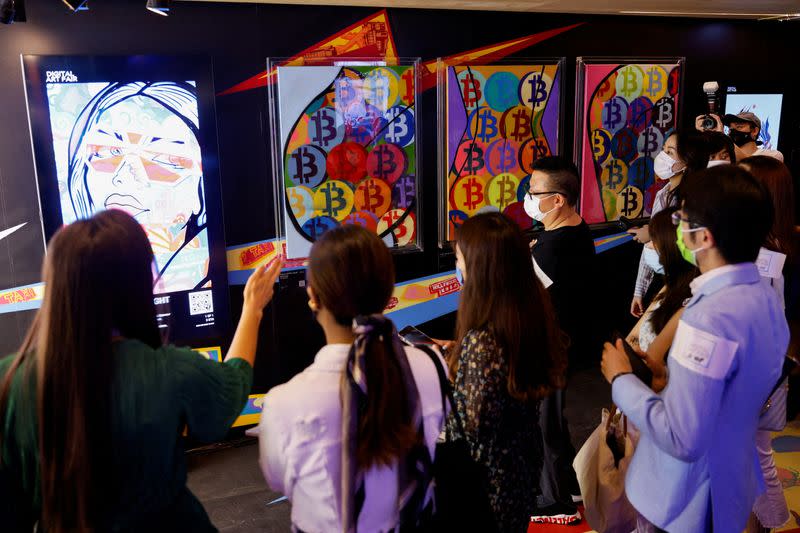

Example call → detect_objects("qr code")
188 290 214 316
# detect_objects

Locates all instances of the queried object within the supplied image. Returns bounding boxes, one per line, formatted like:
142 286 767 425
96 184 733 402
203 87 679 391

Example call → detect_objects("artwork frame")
437 57 565 247
267 57 423 260
574 57 685 225
21 54 231 346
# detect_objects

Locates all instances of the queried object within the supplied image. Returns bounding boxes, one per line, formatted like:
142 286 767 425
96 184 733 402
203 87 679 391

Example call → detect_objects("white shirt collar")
310 343 351 372
689 263 750 295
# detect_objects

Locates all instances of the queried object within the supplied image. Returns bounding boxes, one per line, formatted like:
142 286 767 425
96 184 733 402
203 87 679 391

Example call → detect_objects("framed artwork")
439 58 564 244
575 58 684 224
268 58 421 259
22 55 230 345
724 92 783 150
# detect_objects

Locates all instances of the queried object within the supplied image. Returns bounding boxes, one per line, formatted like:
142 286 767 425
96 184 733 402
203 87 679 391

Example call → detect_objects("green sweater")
0 339 253 532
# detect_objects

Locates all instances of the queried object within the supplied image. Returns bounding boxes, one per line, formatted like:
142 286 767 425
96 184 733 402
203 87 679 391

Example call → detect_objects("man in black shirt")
527 156 596 524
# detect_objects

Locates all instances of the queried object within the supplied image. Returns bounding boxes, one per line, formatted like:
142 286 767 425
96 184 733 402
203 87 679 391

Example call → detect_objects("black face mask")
729 129 754 147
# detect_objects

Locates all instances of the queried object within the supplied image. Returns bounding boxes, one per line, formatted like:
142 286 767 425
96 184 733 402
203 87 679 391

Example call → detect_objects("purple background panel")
542 66 560 154
447 66 468 171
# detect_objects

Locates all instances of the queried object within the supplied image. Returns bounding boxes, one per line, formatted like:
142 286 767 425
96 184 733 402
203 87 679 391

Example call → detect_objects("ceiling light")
146 0 169 16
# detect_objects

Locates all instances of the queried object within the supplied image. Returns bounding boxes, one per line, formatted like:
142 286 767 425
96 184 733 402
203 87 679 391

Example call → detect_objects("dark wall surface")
0 2 795 389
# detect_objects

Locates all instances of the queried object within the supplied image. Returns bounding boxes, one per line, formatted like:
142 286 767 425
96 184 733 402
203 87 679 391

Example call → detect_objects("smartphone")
611 331 653 385
399 325 436 346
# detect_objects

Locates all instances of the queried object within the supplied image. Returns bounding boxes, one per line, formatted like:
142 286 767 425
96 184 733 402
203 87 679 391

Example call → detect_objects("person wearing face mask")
525 156 595 523
601 165 789 533
697 111 783 162
629 131 710 318
627 207 699 358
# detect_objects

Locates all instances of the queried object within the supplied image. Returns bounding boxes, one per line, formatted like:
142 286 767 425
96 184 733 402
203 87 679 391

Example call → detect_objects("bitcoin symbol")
618 186 643 217
629 96 654 134
485 139 518 175
629 157 655 191
591 129 612 165
309 108 342 148
655 98 675 130
455 140 486 174
668 67 680 96
484 71 520 112
462 75 482 107
365 68 399 111
518 72 550 109
601 159 628 193
326 142 367 184
314 180 354 221
467 107 499 143
287 144 326 188
644 66 666 100
500 106 532 143
612 129 638 163
378 209 416 247
400 68 415 105
615 65 643 100
518 137 550 174
595 72 618 102
392 175 416 209
383 106 415 147
367 143 406 184
302 216 339 240
602 97 629 134
287 185 314 224
463 177 483 211
487 173 520 210
344 210 379 232
355 178 391 217
637 127 664 156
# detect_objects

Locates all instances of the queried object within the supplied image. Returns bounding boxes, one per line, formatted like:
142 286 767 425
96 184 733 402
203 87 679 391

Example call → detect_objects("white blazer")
258 343 446 533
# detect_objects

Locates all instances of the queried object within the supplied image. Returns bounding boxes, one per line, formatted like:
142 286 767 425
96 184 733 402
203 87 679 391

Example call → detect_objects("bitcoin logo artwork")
484 71 520 112
287 185 314 225
518 71 551 110
602 97 629 134
485 139 519 175
392 175 416 209
643 65 667 101
628 157 656 191
486 173 520 210
302 216 339 240
326 142 367 184
611 128 638 164
383 106 415 147
287 144 327 188
601 159 628 194
399 67 415 106
499 105 532 142
637 126 664 157
354 177 392 217
628 96 654 134
595 71 618 102
617 186 643 218
449 209 468 230
518 137 550 174
668 67 680 97
450 174 487 215
654 97 675 131
364 67 400 111
378 209 416 247
591 129 612 165
615 65 644 101
457 69 486 109
343 210 379 232
454 140 486 176
467 106 499 143
366 143 406 184
313 180 354 221
308 107 344 149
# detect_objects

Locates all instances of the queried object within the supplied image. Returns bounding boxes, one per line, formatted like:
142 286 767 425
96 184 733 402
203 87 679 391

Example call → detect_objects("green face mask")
676 225 708 266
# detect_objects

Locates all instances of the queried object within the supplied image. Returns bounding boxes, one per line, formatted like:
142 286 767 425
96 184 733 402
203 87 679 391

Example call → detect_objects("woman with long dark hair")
0 209 280 532
628 206 699 360
258 225 446 532
450 212 567 531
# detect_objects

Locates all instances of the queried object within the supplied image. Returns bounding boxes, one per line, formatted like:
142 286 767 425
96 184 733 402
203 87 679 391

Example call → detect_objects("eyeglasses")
526 190 562 200
671 211 702 229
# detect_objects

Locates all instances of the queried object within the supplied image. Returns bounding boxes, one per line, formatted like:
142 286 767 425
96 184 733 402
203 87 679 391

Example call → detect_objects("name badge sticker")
532 256 554 289
672 320 739 380
756 247 787 280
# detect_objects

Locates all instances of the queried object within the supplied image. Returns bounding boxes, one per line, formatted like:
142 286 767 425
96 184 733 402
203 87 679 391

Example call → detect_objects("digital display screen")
725 93 783 150
23 56 230 345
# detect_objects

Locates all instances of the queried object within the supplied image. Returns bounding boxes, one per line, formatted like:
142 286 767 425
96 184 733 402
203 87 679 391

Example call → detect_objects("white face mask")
707 159 730 168
642 245 664 275
653 150 683 180
524 193 556 222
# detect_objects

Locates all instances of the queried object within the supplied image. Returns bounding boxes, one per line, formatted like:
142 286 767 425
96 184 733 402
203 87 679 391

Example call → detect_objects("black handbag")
411 344 498 533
